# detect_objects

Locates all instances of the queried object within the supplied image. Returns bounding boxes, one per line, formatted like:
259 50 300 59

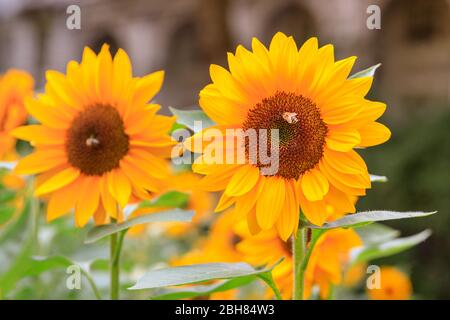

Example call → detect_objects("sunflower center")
242 91 328 179
66 104 129 176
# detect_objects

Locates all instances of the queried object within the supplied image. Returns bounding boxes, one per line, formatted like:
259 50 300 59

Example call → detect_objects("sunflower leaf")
355 223 400 245
137 191 189 209
150 277 255 300
350 229 432 265
85 208 194 243
349 63 381 79
169 107 215 133
130 260 283 299
308 210 437 229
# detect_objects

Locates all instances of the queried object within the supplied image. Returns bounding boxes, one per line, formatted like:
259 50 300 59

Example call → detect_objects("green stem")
110 232 118 300
80 269 102 300
109 224 127 300
293 226 307 300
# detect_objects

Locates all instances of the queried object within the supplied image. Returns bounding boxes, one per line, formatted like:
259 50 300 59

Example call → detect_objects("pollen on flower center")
66 104 129 176
242 91 328 180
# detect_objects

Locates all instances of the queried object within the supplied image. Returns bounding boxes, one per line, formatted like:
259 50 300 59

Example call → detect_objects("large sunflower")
236 226 362 299
0 69 34 160
12 44 175 227
188 32 390 239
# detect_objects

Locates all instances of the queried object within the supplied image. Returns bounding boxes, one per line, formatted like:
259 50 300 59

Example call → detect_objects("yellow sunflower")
236 227 362 299
187 32 390 239
11 44 176 227
367 266 412 300
0 69 34 160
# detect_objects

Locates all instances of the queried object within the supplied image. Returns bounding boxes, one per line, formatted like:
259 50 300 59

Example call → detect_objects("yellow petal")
107 169 131 208
75 176 100 227
11 125 65 145
215 192 236 212
96 44 113 102
100 176 117 218
14 149 66 174
47 179 80 222
326 128 361 152
35 167 80 196
276 181 299 241
225 165 260 197
358 122 391 147
112 48 132 101
301 168 329 201
24 97 71 129
132 70 164 106
256 177 286 230
299 190 328 226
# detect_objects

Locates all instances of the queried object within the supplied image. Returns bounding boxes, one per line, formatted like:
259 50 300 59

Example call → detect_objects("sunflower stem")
293 226 307 300
109 216 126 300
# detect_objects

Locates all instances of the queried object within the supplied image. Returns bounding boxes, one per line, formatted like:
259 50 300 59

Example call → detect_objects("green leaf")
350 229 431 265
0 206 15 224
23 256 73 277
355 223 400 245
130 262 263 290
0 189 16 203
169 107 215 133
370 174 388 183
309 210 436 229
130 260 284 299
151 277 254 300
22 256 102 299
349 63 381 79
85 208 194 243
138 191 189 209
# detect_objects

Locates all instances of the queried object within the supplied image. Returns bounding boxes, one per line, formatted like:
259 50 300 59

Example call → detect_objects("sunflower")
172 209 242 266
170 209 242 300
11 44 176 227
367 266 412 300
236 227 362 299
128 171 215 236
187 32 390 239
0 69 34 160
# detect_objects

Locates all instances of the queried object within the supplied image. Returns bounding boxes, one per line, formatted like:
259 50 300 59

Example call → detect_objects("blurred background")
0 0 449 299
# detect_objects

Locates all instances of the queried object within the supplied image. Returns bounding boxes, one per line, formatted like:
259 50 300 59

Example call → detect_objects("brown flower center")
242 91 328 179
66 104 129 176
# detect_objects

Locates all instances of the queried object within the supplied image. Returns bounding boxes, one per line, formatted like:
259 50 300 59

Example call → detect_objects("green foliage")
169 107 215 132
130 260 283 300
85 208 195 243
308 210 435 229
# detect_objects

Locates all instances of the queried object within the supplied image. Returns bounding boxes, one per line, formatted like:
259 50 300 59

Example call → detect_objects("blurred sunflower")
188 32 390 239
236 227 362 299
128 171 215 236
367 266 412 300
170 209 242 300
11 44 176 227
0 69 34 160
172 209 242 265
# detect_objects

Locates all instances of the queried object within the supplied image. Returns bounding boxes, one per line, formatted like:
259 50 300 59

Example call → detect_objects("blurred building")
0 0 449 117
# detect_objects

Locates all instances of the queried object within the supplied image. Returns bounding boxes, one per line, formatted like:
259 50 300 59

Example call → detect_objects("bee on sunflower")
186 32 390 240
11 44 176 227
